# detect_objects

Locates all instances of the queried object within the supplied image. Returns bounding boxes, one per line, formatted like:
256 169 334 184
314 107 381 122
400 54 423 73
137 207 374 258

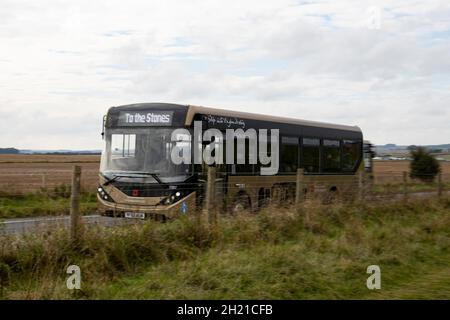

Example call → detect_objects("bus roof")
186 105 361 133
109 102 362 133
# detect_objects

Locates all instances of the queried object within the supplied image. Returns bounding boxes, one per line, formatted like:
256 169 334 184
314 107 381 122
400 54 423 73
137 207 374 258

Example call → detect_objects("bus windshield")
100 128 191 183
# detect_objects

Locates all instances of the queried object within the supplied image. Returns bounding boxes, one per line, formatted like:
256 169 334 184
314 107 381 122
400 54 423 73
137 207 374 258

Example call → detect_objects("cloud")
0 0 449 149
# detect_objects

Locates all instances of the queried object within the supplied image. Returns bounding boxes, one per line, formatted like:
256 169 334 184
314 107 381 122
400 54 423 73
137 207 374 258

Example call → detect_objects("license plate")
125 212 146 219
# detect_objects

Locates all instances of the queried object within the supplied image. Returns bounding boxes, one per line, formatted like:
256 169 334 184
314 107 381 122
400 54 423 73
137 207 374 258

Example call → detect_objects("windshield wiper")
102 172 165 186
130 172 165 185
102 174 126 186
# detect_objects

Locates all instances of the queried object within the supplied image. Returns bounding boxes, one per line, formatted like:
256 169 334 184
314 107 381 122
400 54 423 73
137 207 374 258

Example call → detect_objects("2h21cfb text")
221 304 272 316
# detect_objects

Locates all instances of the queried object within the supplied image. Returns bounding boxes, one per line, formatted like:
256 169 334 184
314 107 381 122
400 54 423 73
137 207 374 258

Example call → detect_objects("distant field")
373 160 450 184
0 154 100 163
0 154 100 193
437 154 450 161
0 155 450 194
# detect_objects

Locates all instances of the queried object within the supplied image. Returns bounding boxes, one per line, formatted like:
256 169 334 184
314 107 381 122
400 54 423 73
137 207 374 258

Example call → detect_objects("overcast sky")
1 0 449 149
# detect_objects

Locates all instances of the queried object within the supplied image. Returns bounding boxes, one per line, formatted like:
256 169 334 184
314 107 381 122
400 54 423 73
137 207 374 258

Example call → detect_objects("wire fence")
0 168 449 220
0 170 98 196
212 172 450 212
1 171 449 191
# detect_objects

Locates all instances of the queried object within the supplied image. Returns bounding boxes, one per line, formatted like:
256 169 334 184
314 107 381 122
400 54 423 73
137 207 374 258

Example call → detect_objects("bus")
98 102 371 219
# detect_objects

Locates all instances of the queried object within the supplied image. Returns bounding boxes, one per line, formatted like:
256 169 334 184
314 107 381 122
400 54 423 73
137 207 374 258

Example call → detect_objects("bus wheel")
230 194 251 214
323 187 339 205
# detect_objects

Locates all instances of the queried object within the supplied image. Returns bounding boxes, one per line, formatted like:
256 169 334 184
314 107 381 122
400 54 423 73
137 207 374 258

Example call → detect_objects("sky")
0 0 449 149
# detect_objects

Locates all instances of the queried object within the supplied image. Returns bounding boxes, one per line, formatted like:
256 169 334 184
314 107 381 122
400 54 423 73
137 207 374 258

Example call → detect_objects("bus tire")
258 188 270 209
230 193 251 214
323 186 339 204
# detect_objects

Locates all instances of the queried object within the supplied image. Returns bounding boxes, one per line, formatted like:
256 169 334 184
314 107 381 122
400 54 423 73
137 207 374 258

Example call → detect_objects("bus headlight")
97 186 114 203
162 191 184 205
173 191 183 201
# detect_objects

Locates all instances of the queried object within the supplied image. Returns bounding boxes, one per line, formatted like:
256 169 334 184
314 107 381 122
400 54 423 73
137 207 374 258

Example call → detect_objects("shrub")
0 262 11 297
409 147 441 183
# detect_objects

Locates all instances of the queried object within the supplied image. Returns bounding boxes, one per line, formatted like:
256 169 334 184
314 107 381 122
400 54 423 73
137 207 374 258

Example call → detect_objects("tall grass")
1 197 450 299
0 186 97 219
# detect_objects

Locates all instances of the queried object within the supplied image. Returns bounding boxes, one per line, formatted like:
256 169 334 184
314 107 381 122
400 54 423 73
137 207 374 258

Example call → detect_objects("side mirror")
101 115 106 140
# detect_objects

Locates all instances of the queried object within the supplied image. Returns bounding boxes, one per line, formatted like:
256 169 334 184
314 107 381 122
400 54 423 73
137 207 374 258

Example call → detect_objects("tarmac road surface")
1 190 448 236
0 214 141 236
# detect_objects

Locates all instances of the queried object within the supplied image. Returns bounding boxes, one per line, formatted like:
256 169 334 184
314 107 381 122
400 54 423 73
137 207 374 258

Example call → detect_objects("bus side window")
302 138 320 173
342 140 361 171
280 136 299 174
323 139 341 173
111 134 136 158
256 135 272 176
235 138 254 175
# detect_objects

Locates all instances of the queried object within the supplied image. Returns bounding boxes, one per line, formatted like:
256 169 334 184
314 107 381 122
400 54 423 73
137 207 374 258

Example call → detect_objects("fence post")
70 165 82 241
204 166 216 224
438 172 443 198
358 170 364 202
41 173 46 189
296 169 311 230
295 168 304 212
402 171 408 201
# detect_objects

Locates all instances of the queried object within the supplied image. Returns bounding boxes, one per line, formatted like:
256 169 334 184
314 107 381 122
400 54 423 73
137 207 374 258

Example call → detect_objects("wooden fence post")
438 172 443 198
295 168 304 212
296 168 311 229
358 170 364 202
402 171 408 201
41 173 46 189
70 165 82 241
204 166 216 224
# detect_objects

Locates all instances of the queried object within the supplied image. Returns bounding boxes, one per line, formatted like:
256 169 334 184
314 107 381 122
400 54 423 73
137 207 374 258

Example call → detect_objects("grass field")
1 155 450 219
1 155 450 194
1 197 449 299
373 160 450 184
0 154 100 163
0 190 97 219
0 154 99 194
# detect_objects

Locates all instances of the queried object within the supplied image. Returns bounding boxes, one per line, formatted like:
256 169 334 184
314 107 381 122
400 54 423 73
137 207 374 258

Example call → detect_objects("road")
1 191 448 236
0 214 141 236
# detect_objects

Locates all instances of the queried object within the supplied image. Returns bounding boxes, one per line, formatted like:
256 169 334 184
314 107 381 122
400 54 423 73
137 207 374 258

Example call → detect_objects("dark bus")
98 103 369 219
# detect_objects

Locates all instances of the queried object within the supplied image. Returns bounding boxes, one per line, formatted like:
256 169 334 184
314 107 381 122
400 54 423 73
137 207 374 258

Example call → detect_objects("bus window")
111 134 136 158
280 136 298 174
235 138 254 175
323 139 341 172
342 140 361 171
302 138 320 173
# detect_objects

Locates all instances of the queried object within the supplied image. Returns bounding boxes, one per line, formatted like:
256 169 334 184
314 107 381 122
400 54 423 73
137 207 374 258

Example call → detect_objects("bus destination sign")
118 110 174 126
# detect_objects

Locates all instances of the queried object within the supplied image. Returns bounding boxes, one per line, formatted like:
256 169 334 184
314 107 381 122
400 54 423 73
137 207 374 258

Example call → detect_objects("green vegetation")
0 187 97 219
436 154 450 161
373 181 450 194
2 183 447 220
410 147 441 183
1 197 449 300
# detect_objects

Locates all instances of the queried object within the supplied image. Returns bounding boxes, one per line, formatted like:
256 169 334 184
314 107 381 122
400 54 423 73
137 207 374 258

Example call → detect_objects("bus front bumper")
97 191 197 220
